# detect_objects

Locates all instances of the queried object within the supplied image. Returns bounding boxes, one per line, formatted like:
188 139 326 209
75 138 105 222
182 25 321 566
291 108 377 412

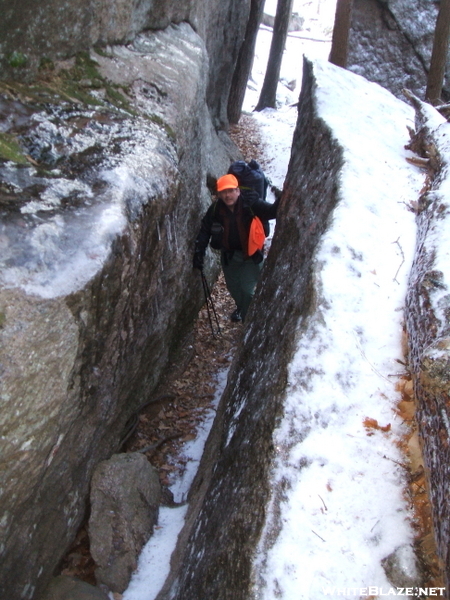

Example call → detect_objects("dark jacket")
194 189 279 263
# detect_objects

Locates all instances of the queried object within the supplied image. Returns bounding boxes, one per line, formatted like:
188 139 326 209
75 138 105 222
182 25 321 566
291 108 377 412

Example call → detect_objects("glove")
193 252 204 270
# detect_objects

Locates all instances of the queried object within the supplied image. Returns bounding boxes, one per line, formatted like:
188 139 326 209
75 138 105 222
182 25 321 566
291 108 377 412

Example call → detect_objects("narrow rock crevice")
54 113 266 594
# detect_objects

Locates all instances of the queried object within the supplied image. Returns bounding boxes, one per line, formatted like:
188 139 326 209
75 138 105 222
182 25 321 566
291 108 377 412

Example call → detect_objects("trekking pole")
200 270 222 338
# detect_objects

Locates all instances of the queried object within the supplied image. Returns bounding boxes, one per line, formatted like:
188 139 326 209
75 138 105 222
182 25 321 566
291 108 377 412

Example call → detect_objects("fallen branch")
434 102 450 117
354 334 392 384
311 529 326 542
318 494 328 512
405 156 430 169
392 237 405 285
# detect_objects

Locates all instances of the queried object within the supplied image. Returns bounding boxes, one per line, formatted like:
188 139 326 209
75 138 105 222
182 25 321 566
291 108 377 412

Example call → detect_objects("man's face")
218 187 240 207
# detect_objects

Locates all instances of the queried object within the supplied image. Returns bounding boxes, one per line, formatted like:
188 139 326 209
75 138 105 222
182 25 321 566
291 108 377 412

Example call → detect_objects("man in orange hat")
193 173 279 322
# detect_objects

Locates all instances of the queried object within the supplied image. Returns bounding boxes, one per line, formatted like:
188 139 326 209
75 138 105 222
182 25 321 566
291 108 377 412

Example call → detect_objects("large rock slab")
348 0 441 100
0 21 239 600
404 97 450 590
0 0 250 130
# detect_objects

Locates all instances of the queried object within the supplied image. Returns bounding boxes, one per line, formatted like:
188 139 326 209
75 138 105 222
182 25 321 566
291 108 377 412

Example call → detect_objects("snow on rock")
404 95 450 592
253 58 426 599
154 58 427 600
0 110 176 299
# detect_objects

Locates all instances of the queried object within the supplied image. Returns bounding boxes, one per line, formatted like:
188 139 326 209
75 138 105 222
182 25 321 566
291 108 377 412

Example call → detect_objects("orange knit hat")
216 174 239 192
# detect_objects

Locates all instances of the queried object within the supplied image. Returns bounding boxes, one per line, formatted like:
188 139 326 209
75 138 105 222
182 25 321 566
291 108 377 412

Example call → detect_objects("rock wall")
155 58 344 600
0 0 249 129
0 4 248 598
404 98 450 590
347 0 445 101
0 0 186 76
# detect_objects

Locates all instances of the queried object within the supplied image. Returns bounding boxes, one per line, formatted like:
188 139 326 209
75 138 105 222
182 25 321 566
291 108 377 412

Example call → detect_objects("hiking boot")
230 309 242 322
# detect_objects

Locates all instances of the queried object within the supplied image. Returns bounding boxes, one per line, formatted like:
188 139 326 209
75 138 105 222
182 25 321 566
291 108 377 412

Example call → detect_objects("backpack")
228 159 271 237
227 160 270 201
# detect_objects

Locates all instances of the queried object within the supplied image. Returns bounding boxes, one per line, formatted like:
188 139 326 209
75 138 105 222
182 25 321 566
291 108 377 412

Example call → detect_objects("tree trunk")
228 0 266 124
426 0 450 104
254 0 294 112
328 0 354 68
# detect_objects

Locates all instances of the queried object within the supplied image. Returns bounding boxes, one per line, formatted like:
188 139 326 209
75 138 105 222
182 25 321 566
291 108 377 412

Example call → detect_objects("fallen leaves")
363 417 391 434
393 375 444 589
397 399 416 422
126 272 242 487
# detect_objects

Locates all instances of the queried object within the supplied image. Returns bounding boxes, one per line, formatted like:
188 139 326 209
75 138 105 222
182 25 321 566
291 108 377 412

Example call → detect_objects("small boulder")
40 575 109 600
381 544 422 588
89 452 161 593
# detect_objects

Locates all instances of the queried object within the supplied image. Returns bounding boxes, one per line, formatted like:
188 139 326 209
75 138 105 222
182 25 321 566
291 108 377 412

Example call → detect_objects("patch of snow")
0 117 176 299
122 367 229 600
168 369 226 504
120 505 188 600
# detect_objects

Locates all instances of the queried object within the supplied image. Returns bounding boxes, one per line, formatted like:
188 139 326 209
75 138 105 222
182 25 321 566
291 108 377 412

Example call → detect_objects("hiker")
193 173 279 322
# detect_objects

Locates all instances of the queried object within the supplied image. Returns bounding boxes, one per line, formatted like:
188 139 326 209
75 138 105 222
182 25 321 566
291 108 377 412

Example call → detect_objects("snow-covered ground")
121 4 446 600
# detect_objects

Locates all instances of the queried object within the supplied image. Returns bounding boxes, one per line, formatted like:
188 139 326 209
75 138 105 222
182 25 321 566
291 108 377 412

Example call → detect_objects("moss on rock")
0 133 28 164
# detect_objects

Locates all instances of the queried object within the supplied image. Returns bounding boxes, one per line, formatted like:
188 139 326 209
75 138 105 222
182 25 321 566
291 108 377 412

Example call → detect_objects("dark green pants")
221 250 263 320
